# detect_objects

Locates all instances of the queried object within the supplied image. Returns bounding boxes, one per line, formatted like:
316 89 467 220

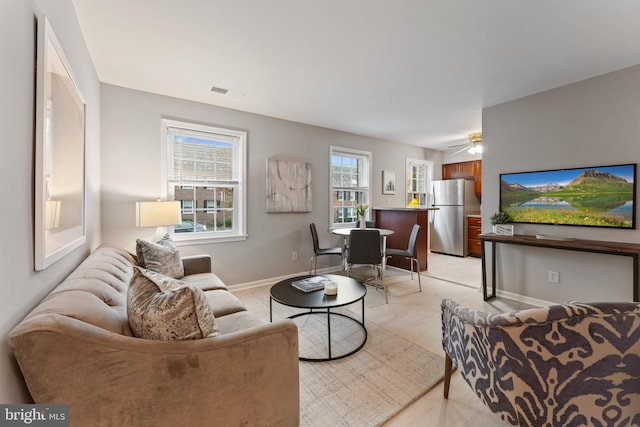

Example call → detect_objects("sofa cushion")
204 289 248 317
127 267 218 340
136 234 184 278
181 272 228 291
215 311 265 335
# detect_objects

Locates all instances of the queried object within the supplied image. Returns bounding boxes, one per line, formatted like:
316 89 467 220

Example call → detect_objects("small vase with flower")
356 203 369 229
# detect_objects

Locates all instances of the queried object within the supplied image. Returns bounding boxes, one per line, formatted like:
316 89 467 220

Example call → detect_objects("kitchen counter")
373 207 439 211
373 208 432 271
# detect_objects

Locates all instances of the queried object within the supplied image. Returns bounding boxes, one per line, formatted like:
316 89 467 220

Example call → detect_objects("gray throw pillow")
127 267 218 340
136 234 184 278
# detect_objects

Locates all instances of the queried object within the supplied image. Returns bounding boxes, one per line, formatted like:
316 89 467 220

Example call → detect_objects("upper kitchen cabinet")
473 161 481 195
442 160 482 196
442 161 473 179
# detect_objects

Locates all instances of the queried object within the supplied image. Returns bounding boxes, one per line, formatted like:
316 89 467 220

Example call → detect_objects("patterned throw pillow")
136 234 184 278
127 267 218 340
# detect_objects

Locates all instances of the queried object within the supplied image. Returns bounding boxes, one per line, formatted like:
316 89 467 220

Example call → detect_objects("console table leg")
327 308 332 359
481 240 488 300
491 242 497 299
634 254 639 302
481 240 496 301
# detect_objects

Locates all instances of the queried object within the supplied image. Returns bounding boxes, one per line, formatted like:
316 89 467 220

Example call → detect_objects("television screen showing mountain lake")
500 164 636 229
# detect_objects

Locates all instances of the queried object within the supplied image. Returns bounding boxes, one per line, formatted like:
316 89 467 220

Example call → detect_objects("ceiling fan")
449 132 483 155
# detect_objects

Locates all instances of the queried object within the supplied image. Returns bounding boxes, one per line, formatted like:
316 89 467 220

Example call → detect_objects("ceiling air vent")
210 86 229 94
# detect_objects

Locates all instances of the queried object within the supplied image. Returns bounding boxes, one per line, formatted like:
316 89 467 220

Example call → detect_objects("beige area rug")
234 285 445 427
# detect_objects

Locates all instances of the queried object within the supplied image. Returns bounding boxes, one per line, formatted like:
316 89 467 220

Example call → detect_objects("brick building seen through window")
174 186 234 233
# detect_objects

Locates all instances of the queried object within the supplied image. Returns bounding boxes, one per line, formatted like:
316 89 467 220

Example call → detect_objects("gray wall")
100 84 439 285
482 65 640 303
4 0 636 405
0 0 101 403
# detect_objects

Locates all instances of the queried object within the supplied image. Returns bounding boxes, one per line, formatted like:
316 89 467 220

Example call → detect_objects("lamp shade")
136 201 182 227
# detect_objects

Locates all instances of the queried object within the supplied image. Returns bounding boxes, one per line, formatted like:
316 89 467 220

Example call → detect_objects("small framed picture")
382 170 396 195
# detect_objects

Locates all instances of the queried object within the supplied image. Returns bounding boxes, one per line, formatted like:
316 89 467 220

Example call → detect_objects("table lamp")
135 200 181 241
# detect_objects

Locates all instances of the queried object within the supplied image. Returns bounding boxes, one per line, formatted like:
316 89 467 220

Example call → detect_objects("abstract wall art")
266 158 312 212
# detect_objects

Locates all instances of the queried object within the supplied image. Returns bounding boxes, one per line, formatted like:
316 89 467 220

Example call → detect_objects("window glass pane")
331 190 364 224
173 185 234 233
184 201 194 213
331 153 366 188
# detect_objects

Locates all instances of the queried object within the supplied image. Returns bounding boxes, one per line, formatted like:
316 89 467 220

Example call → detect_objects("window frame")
204 199 217 213
161 118 247 244
181 199 194 214
406 157 433 207
329 146 372 229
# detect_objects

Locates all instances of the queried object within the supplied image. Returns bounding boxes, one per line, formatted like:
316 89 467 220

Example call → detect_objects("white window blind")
167 127 239 183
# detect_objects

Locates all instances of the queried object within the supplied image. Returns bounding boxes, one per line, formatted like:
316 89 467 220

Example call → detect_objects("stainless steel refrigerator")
430 179 480 256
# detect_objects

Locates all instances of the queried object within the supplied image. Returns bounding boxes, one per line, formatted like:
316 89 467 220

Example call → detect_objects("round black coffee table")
270 274 367 361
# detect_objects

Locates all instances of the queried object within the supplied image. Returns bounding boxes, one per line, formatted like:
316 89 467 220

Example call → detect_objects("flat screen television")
500 163 636 229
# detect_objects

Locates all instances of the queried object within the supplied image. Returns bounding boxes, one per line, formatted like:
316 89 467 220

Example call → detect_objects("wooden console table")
479 233 640 302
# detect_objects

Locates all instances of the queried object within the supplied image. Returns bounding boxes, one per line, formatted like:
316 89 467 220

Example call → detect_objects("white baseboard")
228 267 558 308
495 289 556 307
227 266 336 291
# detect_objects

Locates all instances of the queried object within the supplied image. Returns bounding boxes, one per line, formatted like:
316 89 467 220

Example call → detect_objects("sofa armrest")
181 254 212 275
9 316 299 427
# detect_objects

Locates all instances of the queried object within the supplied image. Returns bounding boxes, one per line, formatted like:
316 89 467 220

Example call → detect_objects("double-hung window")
406 158 433 206
162 119 247 243
330 146 371 228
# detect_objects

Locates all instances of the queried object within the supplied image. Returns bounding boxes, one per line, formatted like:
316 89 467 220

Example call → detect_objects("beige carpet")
233 285 445 427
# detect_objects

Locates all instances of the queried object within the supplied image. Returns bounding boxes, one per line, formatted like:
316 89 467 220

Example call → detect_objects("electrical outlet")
291 251 298 261
548 270 559 283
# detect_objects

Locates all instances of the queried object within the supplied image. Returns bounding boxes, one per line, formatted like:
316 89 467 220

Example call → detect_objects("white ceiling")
72 0 640 150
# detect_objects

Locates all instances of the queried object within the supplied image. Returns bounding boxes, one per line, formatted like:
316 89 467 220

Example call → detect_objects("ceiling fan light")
475 144 483 154
468 132 482 144
468 146 476 154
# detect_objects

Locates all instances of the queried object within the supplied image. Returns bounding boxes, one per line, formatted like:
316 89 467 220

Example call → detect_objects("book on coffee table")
291 276 327 292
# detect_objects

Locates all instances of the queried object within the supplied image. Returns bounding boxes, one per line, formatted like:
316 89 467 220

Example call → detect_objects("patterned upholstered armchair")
441 299 640 426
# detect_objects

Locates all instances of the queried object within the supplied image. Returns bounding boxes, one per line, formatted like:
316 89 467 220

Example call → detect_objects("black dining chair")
345 229 388 303
309 223 343 274
386 224 422 292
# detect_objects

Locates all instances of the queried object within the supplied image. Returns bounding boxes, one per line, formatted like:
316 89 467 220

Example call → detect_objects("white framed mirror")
34 16 86 270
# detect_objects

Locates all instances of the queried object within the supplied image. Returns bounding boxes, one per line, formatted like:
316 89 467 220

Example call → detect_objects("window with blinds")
162 119 247 242
329 146 371 227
